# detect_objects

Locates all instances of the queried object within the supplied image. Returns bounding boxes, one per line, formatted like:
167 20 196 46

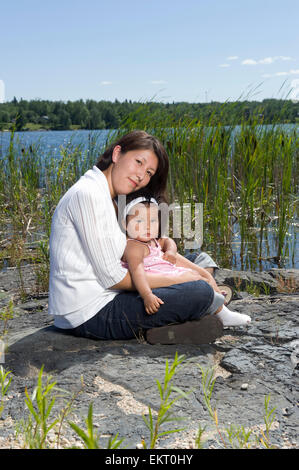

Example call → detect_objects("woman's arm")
111 261 204 291
69 187 128 289
110 270 134 290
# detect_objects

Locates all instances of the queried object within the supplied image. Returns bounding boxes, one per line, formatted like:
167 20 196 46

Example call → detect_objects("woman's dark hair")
96 130 169 199
124 188 166 206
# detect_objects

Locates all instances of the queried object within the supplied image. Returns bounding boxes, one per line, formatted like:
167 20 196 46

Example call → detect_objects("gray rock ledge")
0 265 298 449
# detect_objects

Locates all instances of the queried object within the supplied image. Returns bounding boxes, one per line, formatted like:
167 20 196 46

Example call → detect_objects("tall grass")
0 109 298 289
117 106 298 270
0 129 108 293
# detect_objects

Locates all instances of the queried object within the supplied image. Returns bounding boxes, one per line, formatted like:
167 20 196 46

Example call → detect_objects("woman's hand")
177 270 205 283
143 292 164 315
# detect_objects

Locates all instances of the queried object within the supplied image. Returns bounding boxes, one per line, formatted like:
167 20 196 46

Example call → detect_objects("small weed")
260 394 277 448
244 280 262 296
225 423 253 449
34 239 50 294
196 365 278 449
68 402 125 449
0 298 15 338
0 366 12 418
194 423 207 449
198 365 227 447
16 365 68 448
276 275 298 294
55 375 85 448
142 352 190 449
233 276 243 292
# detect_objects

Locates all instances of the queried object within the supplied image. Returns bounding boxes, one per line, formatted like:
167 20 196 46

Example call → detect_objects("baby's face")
126 203 159 242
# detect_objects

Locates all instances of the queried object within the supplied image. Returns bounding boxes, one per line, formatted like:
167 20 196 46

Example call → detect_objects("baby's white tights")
216 305 251 327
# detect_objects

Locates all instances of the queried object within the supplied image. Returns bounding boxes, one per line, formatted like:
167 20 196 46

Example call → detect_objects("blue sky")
1 0 299 103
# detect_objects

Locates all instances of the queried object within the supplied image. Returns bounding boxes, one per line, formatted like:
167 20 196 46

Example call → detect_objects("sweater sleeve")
68 185 127 289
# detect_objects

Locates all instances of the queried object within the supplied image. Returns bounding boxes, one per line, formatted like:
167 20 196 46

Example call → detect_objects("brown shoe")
218 284 233 305
145 315 223 345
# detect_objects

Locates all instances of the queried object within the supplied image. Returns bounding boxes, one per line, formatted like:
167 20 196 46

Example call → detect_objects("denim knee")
178 280 214 319
205 291 225 314
184 279 213 303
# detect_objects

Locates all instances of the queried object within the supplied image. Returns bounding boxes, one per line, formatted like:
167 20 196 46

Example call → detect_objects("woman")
48 130 226 344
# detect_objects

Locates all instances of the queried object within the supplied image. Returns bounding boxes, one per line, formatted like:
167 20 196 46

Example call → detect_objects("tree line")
0 97 298 131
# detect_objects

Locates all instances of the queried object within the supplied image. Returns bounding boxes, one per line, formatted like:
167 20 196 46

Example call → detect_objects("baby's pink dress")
122 239 192 276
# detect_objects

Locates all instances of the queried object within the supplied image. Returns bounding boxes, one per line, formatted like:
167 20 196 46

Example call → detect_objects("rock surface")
0 265 298 449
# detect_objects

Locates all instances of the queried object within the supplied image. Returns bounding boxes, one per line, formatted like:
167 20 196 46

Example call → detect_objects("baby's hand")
143 292 164 315
162 250 177 265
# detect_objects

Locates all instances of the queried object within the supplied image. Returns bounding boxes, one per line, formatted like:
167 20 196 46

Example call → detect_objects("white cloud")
227 56 239 60
100 81 113 86
150 80 167 85
219 63 230 68
0 80 5 103
262 69 299 78
242 59 258 65
279 69 299 76
242 56 295 66
259 57 275 64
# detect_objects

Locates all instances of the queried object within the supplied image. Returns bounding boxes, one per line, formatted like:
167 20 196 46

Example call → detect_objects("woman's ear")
112 145 122 163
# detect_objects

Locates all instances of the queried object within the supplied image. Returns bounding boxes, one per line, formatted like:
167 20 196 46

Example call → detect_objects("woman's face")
110 146 159 197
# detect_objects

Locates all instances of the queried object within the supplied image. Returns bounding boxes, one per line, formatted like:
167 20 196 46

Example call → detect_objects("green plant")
198 365 217 420
194 423 207 449
68 402 125 449
225 423 253 449
0 298 15 338
197 365 278 449
34 239 50 293
244 280 262 296
198 365 227 447
142 352 190 449
260 394 277 448
17 365 64 448
0 366 12 418
55 375 85 448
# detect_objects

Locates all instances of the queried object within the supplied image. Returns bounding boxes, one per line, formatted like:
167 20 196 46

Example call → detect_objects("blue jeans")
70 280 214 340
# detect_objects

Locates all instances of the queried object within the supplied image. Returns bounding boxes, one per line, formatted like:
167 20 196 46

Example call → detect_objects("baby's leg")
176 254 251 325
176 254 221 293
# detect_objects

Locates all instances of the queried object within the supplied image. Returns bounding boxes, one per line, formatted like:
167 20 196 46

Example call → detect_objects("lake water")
0 124 298 159
0 128 298 271
0 129 112 160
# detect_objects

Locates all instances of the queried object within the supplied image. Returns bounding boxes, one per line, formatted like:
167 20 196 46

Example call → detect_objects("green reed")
0 109 298 282
118 105 298 269
0 129 107 291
